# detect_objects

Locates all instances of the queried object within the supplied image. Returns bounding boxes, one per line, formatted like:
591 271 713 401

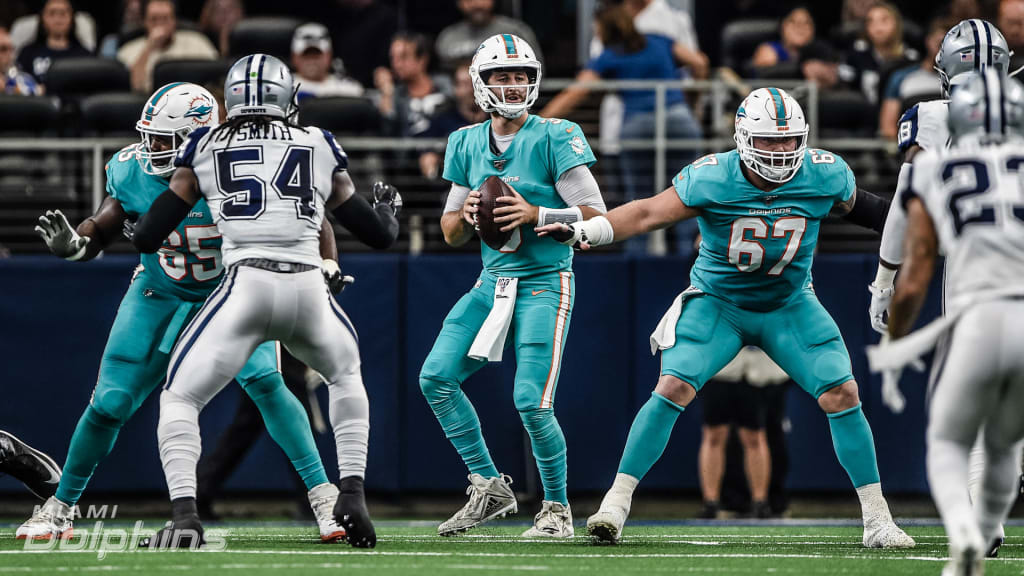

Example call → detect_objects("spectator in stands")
698 347 789 520
435 0 542 70
542 3 701 255
117 0 218 94
0 27 42 95
15 0 91 88
199 0 244 57
619 0 707 78
98 0 143 59
878 17 947 140
751 6 839 85
374 32 449 137
838 2 920 106
417 60 486 179
1000 0 1024 74
832 0 875 50
291 22 363 103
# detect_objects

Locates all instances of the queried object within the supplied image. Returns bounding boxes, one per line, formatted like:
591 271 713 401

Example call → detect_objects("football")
476 175 515 250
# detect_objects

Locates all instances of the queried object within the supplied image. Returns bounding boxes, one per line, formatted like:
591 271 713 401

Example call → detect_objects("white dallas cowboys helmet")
935 19 1011 98
469 34 542 119
948 69 1024 144
135 82 219 176
733 87 809 184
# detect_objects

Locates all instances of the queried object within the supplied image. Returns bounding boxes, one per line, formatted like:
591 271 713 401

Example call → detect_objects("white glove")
322 258 355 295
868 282 894 335
881 367 906 413
35 209 90 260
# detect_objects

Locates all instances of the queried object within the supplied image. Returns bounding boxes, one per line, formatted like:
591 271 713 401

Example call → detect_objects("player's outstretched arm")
537 186 697 249
888 197 938 340
326 171 399 250
131 167 201 253
35 196 128 262
831 187 890 234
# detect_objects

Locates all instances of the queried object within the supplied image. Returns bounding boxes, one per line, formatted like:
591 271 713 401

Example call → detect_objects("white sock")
967 435 986 505
976 440 1022 544
601 473 639 513
327 372 370 479
157 390 203 501
928 437 980 550
855 482 893 526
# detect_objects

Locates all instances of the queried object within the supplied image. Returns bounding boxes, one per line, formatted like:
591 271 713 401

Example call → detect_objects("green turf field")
0 521 1020 575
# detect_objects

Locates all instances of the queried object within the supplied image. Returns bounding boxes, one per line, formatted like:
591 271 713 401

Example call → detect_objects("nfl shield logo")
493 159 506 171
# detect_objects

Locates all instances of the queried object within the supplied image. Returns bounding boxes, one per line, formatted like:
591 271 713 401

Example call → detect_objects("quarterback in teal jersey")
540 87 915 548
19 83 345 544
420 34 607 538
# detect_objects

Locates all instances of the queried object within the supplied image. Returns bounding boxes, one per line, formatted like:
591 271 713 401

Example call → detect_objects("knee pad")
91 389 136 425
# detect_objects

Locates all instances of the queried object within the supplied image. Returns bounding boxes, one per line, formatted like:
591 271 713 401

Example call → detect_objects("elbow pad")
132 190 192 253
331 193 399 250
844 189 890 235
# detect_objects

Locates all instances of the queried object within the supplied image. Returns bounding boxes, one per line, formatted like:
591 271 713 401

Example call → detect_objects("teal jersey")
106 144 223 301
443 115 597 277
674 149 855 311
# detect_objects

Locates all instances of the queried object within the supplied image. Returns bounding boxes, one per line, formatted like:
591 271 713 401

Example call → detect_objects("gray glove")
372 181 402 217
35 210 90 260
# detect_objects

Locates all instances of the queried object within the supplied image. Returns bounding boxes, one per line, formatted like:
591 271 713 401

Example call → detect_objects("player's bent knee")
419 374 459 402
817 380 860 413
91 389 137 425
655 375 697 407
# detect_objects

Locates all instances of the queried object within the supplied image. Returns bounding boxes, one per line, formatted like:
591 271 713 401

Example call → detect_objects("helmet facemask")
735 129 808 184
137 125 192 176
472 65 541 119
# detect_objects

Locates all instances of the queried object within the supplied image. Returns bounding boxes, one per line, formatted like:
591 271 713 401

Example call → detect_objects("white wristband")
576 215 615 246
538 206 583 226
65 237 89 261
873 265 896 288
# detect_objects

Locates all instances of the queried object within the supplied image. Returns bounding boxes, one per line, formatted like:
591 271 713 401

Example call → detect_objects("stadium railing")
0 78 900 255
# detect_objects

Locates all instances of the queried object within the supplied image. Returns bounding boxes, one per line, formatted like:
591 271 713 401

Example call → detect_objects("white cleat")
438 473 517 536
308 483 346 543
522 501 574 538
586 504 627 544
15 496 73 541
863 518 916 549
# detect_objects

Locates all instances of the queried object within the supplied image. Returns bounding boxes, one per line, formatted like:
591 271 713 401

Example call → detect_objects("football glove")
371 181 402 217
549 222 588 249
122 215 137 241
322 259 355 295
35 210 89 261
868 282 894 335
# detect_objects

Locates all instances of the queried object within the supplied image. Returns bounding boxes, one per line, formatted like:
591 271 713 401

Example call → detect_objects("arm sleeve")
443 183 471 214
331 192 398 250
554 165 606 212
842 188 890 234
132 189 193 253
877 162 913 265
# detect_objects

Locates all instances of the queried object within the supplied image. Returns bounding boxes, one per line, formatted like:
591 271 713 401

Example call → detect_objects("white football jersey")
897 100 950 154
175 120 348 267
908 141 1024 311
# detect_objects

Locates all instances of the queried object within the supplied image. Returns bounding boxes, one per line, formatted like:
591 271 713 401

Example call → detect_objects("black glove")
371 181 402 217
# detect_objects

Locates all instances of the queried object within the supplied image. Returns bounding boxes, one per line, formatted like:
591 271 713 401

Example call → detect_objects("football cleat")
0 430 61 500
586 505 627 545
987 537 1003 558
15 496 73 540
308 482 346 543
140 517 205 549
334 476 376 548
863 518 916 548
438 473 517 536
522 501 574 538
942 539 986 576
697 500 720 520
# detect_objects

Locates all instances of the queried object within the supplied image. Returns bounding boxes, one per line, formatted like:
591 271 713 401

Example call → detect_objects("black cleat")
139 498 205 549
749 500 773 519
334 476 376 548
0 430 61 500
697 500 719 520
987 537 1004 558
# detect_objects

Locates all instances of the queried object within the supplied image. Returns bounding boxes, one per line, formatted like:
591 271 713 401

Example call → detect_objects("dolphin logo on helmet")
469 34 542 119
135 83 221 176
733 87 809 184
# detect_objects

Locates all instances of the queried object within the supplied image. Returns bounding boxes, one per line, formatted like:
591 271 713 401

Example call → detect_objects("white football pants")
927 300 1024 551
158 264 368 500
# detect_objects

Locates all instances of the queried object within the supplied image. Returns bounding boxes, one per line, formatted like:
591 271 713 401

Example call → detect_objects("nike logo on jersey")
531 289 552 296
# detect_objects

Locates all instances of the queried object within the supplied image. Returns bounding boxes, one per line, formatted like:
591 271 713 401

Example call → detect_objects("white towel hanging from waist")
468 277 518 362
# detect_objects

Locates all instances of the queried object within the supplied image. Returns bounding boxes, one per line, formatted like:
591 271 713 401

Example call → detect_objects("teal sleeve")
673 164 702 208
547 120 596 180
836 155 856 203
442 130 469 187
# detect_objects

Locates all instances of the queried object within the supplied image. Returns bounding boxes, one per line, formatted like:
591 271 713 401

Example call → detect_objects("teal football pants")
55 272 327 506
420 271 574 505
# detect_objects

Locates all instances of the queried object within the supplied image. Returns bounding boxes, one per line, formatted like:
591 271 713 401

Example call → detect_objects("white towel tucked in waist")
650 286 704 355
468 277 518 362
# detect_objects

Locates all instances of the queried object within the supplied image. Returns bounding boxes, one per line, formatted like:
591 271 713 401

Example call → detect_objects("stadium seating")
229 17 302 64
153 59 232 91
80 93 149 136
0 95 60 135
817 90 877 138
720 19 779 76
299 96 382 136
46 58 130 98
